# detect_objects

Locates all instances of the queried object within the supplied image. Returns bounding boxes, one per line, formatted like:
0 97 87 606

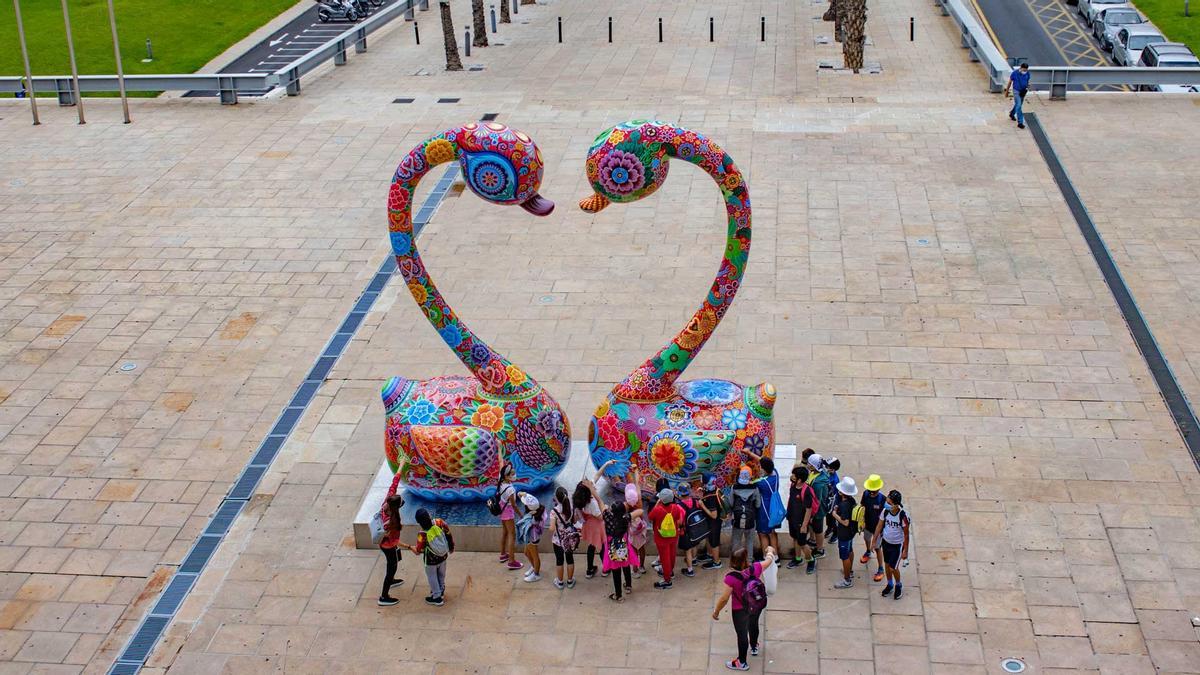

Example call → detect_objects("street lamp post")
11 0 39 125
105 0 131 123
59 0 85 123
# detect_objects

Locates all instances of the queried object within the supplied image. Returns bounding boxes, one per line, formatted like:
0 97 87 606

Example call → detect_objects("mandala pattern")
381 124 569 502
581 122 777 494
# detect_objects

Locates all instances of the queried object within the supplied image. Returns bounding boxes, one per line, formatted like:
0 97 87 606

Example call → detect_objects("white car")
1137 43 1200 91
1079 0 1127 26
1093 7 1146 51
1112 25 1166 66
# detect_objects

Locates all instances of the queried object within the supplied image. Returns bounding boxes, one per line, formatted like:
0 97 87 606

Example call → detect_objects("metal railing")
934 0 1200 98
0 0 418 106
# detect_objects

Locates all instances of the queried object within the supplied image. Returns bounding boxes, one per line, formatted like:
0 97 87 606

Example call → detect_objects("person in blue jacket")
754 457 785 559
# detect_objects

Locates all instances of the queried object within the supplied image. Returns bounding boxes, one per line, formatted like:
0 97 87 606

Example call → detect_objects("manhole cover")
539 295 555 304
119 363 137 372
1000 658 1026 673
915 238 930 246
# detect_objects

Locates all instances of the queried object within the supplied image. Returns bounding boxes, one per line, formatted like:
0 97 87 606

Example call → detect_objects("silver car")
1093 7 1145 51
1112 25 1166 66
1079 0 1127 26
1137 43 1200 91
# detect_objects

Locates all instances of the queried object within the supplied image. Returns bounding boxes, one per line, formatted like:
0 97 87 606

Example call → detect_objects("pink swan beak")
519 193 555 216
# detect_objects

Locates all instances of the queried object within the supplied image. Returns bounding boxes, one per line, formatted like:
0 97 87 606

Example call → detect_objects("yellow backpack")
851 505 865 530
658 511 677 538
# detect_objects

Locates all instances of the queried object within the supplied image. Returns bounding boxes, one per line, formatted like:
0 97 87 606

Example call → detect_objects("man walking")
1005 62 1031 130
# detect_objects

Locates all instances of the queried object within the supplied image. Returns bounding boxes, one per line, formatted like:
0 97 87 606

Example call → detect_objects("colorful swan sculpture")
382 123 570 502
579 121 776 495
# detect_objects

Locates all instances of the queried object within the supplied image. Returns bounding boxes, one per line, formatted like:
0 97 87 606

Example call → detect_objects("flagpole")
105 0 130 123
60 0 85 124
12 0 39 125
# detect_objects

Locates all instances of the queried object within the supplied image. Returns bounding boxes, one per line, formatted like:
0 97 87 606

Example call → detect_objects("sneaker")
566 578 576 589
893 584 903 599
702 560 723 570
806 560 816 575
585 567 597 579
787 559 802 569
859 552 872 565
654 581 673 590
523 568 535 579
651 560 662 571
834 578 853 589
553 579 564 589
1018 123 1026 129
377 596 398 606
873 568 884 583
524 572 541 583
632 567 643 578
425 595 444 606
1009 112 1016 121
695 553 713 563
506 560 523 570
498 553 509 563
750 644 760 656
683 567 696 577
882 583 894 598
601 569 610 577
813 548 826 559
726 659 749 671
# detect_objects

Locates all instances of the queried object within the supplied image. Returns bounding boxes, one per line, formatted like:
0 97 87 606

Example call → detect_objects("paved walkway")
0 0 1198 673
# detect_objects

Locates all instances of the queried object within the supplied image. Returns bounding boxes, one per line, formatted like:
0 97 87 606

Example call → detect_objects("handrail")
934 0 1010 92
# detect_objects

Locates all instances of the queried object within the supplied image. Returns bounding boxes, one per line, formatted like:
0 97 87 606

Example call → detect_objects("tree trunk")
842 0 867 72
471 0 488 47
499 0 510 24
439 1 463 71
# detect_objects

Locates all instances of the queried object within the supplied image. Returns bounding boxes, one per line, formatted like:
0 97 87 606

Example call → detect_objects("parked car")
1093 7 1146 51
1113 25 1166 66
1136 43 1200 91
1079 0 1128 26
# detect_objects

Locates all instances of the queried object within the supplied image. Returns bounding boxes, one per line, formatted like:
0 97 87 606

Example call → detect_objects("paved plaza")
1 0 1200 672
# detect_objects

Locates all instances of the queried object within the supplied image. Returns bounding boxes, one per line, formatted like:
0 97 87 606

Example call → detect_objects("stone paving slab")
1 0 1200 672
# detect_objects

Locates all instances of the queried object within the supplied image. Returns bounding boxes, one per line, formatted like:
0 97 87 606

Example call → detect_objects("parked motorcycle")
315 0 359 22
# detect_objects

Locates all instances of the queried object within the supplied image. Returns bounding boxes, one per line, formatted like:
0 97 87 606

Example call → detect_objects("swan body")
580 121 776 494
382 123 569 502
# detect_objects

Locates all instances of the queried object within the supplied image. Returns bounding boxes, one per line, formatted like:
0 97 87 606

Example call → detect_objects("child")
830 477 859 589
824 457 842 546
805 454 829 562
577 459 617 578
550 485 580 589
589 481 641 601
517 492 547 582
377 493 405 606
410 508 454 606
649 488 686 589
697 475 725 570
871 489 911 599
755 457 785 559
497 463 521 570
625 482 650 576
677 483 701 577
859 474 887 583
786 466 818 574
729 466 761 559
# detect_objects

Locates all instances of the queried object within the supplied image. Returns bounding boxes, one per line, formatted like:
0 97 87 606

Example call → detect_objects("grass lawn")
1136 0 1200 53
0 0 298 77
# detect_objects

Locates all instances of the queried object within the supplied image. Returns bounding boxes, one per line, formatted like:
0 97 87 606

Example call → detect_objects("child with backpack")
711 545 778 671
830 477 859 589
585 480 641 602
697 475 725 570
550 485 581 589
871 489 911 599
649 488 686 589
576 459 617 578
824 457 842 546
859 474 887 583
677 483 703 578
411 508 454 606
516 493 547 582
624 480 650 576
729 466 761 559
492 463 521 571
786 466 819 574
754 457 786 559
805 454 830 561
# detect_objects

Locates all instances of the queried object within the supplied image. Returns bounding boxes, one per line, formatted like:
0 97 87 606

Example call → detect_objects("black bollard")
658 17 663 42
464 28 471 56
709 17 714 42
414 20 420 45
761 17 765 42
490 5 496 33
608 16 612 43
557 16 562 43
909 17 915 41
512 0 517 15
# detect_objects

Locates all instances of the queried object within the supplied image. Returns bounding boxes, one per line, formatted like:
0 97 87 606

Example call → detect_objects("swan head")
451 122 555 216
578 120 671 213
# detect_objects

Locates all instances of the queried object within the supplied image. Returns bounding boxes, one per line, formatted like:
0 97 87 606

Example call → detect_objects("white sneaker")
523 568 535 579
524 572 541 583
553 579 564 589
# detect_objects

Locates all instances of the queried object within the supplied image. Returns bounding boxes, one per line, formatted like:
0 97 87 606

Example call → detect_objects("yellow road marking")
969 0 1008 59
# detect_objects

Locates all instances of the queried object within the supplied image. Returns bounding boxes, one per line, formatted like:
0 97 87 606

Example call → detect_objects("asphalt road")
187 0 405 97
972 0 1111 67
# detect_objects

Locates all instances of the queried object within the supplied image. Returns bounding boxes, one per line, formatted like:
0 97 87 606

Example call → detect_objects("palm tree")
439 0 463 71
499 0 509 23
471 0 488 47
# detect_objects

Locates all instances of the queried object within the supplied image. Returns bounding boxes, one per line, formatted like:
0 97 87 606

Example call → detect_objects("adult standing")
712 546 777 671
1005 62 1031 129
377 493 405 606
649 488 686 589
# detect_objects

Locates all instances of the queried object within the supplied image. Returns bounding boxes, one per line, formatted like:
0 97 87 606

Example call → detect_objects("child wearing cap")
649 488 687 589
871 489 911 599
859 474 887 583
830 476 859 589
516 492 547 583
697 475 726 570
824 457 842 546
677 483 700 578
805 454 830 563
729 466 761 561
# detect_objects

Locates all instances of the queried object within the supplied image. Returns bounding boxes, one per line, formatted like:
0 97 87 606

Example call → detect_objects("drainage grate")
108 161 465 675
392 97 414 103
480 113 499 121
468 66 485 71
437 97 460 103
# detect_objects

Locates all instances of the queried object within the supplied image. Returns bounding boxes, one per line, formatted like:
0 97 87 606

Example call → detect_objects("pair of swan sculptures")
382 120 776 502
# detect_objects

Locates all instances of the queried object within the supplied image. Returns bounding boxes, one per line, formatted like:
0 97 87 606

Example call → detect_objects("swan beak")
579 192 610 213
519 193 555 217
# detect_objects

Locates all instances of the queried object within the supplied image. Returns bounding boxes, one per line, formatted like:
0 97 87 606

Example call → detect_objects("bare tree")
471 0 488 47
439 0 463 71
499 0 509 24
